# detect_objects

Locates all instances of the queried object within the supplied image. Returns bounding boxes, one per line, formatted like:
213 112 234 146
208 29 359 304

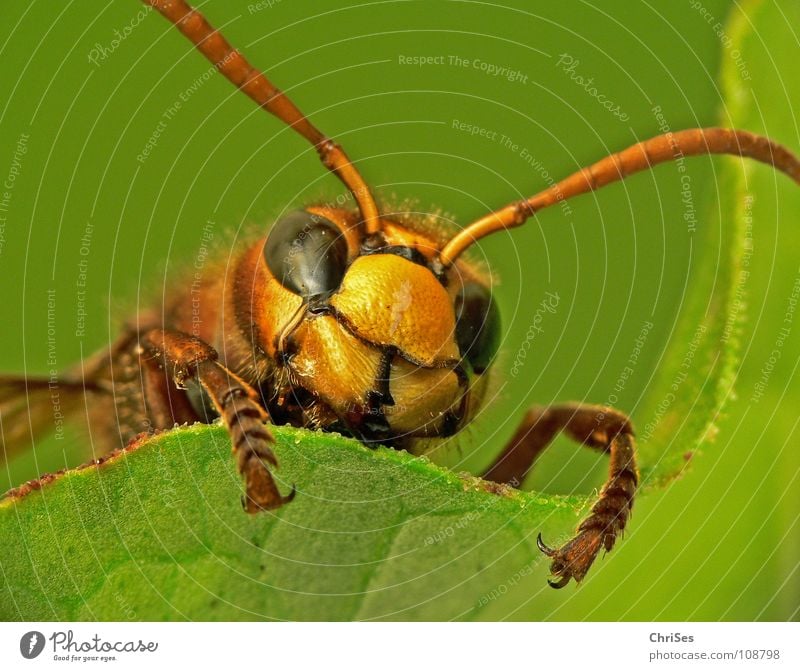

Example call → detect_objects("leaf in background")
544 0 800 621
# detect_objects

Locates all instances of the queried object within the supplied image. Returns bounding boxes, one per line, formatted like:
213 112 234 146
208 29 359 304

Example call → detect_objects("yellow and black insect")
1 0 799 589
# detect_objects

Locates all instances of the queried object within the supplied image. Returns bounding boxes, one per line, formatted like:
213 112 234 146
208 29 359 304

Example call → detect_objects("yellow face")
254 207 500 445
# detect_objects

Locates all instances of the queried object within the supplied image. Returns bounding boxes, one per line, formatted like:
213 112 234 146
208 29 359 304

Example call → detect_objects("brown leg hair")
483 403 637 588
140 329 294 512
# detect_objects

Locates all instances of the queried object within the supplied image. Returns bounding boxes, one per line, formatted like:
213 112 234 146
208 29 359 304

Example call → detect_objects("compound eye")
263 210 349 298
454 282 500 374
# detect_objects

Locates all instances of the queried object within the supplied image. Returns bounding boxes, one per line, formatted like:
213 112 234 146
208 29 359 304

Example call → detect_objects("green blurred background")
0 0 797 620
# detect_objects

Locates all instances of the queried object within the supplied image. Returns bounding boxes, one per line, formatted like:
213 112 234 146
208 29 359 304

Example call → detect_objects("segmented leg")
483 403 637 588
140 329 294 512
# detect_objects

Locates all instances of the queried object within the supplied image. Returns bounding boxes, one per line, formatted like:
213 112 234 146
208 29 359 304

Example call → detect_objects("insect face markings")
256 208 498 444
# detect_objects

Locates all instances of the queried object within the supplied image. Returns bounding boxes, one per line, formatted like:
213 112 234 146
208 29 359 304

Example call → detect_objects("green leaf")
0 424 584 621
